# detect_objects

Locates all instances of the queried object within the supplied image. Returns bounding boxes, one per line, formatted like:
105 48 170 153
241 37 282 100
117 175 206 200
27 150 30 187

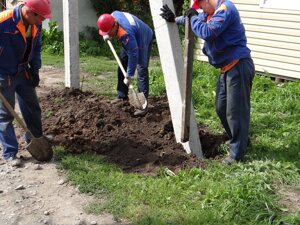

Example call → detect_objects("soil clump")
41 88 227 175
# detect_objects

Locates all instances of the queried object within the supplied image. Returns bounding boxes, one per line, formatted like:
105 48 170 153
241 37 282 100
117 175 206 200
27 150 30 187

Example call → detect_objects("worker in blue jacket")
97 11 154 116
161 0 255 164
0 0 52 166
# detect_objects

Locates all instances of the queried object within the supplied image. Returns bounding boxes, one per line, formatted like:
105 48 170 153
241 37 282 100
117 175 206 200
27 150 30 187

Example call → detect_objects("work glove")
103 34 111 42
160 4 175 22
123 76 133 86
28 69 40 88
185 8 198 19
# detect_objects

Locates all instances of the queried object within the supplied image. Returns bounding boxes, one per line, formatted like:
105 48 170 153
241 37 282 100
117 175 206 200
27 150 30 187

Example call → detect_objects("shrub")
42 22 64 55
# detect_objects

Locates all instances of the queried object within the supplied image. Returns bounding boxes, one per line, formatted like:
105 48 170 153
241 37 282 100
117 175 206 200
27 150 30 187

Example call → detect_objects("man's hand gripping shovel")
106 39 147 110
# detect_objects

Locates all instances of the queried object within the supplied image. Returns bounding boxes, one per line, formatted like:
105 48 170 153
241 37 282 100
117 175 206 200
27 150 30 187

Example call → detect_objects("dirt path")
0 153 120 225
0 67 125 225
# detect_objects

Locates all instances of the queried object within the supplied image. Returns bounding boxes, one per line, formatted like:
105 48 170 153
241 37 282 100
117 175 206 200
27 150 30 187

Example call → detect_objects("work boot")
222 156 237 165
5 157 22 167
45 135 54 143
134 107 148 116
225 137 251 147
111 97 128 104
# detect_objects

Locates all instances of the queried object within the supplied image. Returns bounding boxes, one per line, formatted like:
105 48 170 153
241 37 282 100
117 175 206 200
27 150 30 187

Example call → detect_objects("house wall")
51 0 98 32
195 0 300 80
5 0 98 32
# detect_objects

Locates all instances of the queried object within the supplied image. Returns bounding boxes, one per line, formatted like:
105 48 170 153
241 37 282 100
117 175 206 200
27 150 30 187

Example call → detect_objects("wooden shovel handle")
106 39 145 109
107 40 127 78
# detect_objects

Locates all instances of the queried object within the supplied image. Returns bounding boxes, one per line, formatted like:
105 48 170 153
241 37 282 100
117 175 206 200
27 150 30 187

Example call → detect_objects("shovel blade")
26 137 53 161
129 88 147 110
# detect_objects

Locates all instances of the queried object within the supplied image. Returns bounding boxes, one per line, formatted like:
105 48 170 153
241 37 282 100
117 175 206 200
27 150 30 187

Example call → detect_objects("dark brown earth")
40 88 228 175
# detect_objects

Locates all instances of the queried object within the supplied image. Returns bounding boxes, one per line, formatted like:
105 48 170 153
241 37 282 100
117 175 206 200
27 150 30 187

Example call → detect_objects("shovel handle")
0 91 32 137
107 40 127 78
106 40 146 109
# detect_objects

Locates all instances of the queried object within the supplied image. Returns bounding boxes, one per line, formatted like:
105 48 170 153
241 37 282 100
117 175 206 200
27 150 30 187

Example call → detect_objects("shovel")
106 40 147 110
0 91 53 161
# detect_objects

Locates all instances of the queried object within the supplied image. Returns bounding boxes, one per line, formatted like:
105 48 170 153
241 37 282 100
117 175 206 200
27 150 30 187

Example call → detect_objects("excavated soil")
40 88 227 175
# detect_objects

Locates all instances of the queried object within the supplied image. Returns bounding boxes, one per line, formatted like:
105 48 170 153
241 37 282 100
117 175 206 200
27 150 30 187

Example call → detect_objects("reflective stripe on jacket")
112 11 153 76
0 5 41 76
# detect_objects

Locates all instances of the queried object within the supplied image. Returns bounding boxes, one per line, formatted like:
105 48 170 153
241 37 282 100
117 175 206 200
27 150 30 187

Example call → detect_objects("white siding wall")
195 0 300 80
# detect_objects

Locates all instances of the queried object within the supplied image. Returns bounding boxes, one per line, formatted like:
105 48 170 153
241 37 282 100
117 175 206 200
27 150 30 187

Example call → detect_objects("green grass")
250 76 300 166
80 56 118 98
42 53 117 74
42 53 118 98
55 148 300 225
192 62 222 132
42 53 65 68
80 56 117 75
44 53 300 224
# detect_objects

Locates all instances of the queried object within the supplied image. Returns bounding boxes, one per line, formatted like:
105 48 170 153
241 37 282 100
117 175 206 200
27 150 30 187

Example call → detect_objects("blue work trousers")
216 58 255 160
0 71 42 159
117 43 152 100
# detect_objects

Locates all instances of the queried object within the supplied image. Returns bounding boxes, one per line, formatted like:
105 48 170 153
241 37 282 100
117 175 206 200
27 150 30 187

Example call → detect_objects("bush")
42 22 64 55
41 22 120 57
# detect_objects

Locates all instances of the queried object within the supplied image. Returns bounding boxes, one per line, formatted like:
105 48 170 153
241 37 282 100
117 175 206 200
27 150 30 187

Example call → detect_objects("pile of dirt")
40 88 227 174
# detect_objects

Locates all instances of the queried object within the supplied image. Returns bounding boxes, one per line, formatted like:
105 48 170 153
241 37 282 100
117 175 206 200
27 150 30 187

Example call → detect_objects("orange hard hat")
97 14 116 36
24 0 52 18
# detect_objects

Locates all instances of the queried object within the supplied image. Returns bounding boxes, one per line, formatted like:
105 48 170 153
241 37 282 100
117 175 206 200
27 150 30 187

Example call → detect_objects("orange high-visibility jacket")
0 5 41 76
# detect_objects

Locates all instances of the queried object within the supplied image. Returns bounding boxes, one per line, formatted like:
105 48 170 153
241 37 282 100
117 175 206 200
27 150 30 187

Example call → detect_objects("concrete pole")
149 0 203 158
63 0 80 89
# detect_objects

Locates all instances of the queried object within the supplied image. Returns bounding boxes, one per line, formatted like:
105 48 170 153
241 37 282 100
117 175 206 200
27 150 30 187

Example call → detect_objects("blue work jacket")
177 0 251 68
0 5 41 76
112 11 153 77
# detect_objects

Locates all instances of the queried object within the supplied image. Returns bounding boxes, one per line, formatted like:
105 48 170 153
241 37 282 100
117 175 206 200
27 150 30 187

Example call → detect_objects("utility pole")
149 0 203 158
63 0 80 89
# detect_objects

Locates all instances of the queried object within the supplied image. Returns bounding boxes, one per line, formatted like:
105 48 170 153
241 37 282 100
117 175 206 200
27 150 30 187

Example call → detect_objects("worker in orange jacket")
0 0 52 166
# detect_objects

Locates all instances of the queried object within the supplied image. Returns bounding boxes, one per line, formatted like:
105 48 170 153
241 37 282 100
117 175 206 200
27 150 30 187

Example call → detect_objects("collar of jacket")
216 0 225 10
12 5 38 43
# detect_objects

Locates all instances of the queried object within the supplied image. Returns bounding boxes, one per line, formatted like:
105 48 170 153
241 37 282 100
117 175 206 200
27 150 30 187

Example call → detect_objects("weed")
54 97 65 104
44 110 54 118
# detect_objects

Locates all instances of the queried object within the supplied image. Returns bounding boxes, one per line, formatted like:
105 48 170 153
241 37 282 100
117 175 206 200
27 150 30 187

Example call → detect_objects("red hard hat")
192 0 202 10
24 0 52 19
97 14 115 36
